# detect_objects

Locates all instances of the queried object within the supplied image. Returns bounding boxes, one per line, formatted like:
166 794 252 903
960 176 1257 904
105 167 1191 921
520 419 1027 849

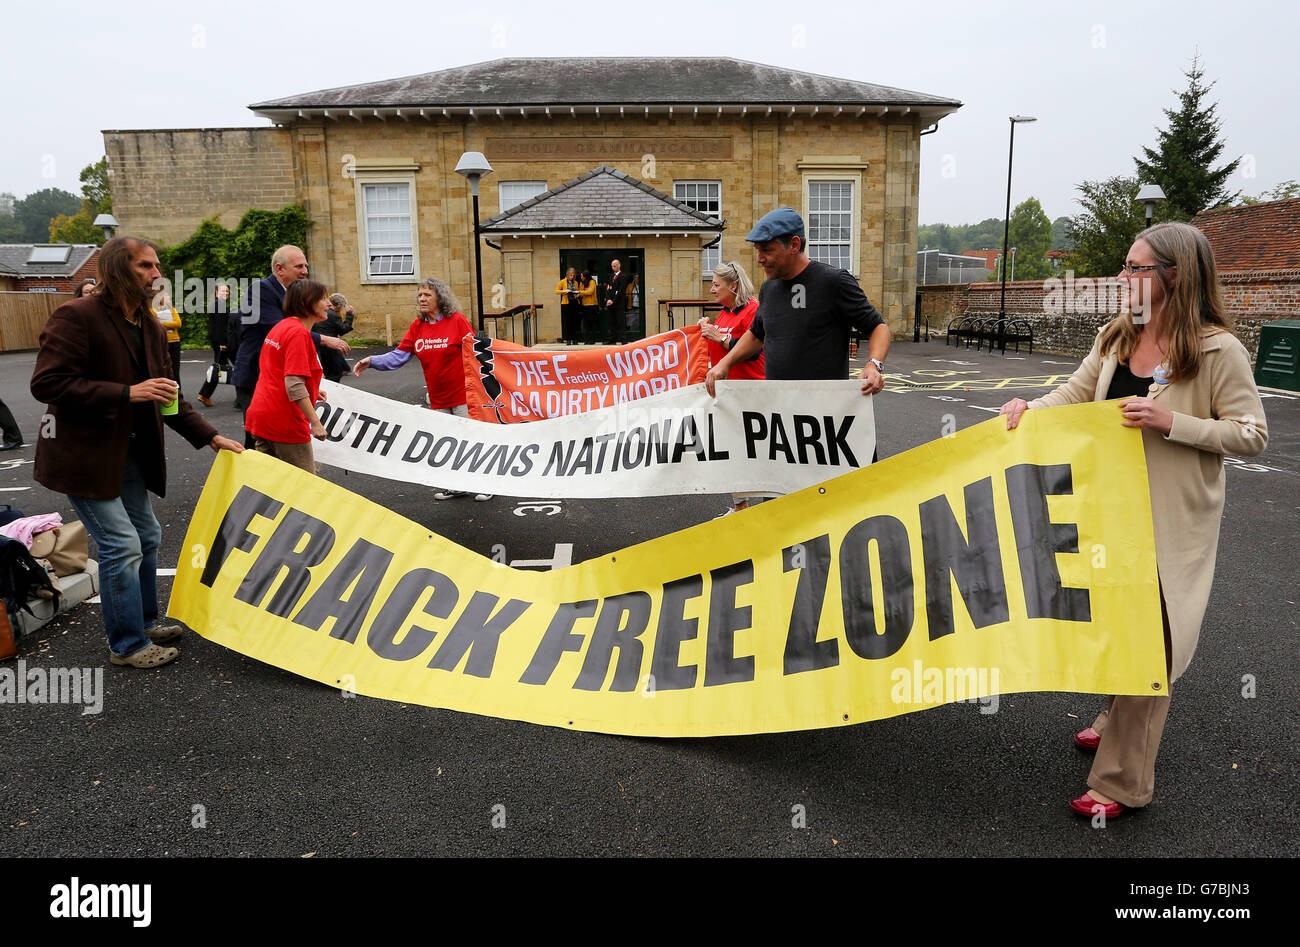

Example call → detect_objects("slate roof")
251 57 961 112
0 244 98 278
480 166 723 233
1191 199 1300 271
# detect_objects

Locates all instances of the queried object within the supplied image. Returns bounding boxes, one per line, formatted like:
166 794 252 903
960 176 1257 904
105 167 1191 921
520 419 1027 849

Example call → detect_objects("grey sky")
3 0 1295 227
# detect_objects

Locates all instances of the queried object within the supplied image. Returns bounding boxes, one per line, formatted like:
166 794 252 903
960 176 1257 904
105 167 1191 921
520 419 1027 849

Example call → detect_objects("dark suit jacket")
605 271 631 314
232 274 287 389
31 295 217 500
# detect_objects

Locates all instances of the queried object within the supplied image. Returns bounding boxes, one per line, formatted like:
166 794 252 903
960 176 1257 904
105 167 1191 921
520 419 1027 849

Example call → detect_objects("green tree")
1064 175 1178 276
1005 197 1053 280
1134 55 1240 218
13 187 80 242
49 158 113 245
156 205 311 346
1239 180 1300 205
1050 216 1074 250
0 192 21 242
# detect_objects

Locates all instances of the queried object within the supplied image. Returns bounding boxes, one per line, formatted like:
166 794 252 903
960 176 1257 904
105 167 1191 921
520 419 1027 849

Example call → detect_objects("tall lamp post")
1136 184 1166 230
454 151 494 332
92 213 118 241
998 115 1036 352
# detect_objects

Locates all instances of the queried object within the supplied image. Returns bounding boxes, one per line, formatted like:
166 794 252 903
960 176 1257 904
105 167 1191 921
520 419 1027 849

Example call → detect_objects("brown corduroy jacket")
31 295 217 500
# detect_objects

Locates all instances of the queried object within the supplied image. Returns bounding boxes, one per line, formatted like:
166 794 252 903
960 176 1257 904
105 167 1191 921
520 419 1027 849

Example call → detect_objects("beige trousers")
1086 605 1174 808
254 437 317 475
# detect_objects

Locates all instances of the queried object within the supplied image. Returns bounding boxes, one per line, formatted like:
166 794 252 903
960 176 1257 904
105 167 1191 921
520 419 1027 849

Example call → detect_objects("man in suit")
603 258 631 344
231 245 349 445
31 236 245 668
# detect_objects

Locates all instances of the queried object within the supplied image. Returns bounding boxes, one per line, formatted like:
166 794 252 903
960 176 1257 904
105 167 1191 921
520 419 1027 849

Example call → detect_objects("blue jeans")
68 455 162 657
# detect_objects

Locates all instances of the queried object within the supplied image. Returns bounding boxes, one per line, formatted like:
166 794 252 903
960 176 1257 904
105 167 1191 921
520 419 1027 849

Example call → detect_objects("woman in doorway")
578 270 599 341
352 277 491 501
244 279 329 474
698 261 765 516
555 267 582 343
1000 222 1268 819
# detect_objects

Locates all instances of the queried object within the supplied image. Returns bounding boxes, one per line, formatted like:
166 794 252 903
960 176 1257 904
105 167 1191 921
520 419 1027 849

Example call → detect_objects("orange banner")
463 327 710 422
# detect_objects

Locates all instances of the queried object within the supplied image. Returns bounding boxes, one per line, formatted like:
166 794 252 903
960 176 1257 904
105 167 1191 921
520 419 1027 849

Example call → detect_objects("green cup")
160 386 179 416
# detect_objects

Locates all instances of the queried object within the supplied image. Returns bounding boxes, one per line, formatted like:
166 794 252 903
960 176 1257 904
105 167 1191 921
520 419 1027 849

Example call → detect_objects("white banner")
313 380 875 499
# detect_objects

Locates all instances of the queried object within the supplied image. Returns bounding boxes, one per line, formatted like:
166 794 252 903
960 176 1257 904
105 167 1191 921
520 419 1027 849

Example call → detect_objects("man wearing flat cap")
705 207 890 401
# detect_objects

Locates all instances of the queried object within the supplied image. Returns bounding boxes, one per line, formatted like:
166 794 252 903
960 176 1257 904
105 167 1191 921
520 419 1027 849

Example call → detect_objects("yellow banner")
169 401 1166 737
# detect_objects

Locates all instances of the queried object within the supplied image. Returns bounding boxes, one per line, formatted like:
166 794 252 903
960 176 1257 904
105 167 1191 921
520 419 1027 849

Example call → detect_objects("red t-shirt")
400 312 474 409
245 317 323 443
707 298 766 380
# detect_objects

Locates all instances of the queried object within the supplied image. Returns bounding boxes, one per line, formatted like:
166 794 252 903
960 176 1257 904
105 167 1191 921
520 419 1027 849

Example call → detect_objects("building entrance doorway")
559 248 644 344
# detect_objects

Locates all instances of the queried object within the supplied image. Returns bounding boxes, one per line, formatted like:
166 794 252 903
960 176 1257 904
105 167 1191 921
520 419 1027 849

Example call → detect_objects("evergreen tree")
1064 175 1178 277
1134 55 1240 218
1006 198 1053 281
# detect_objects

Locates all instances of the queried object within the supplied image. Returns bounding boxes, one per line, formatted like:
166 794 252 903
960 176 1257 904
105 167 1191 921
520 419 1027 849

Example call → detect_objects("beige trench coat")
1028 327 1268 681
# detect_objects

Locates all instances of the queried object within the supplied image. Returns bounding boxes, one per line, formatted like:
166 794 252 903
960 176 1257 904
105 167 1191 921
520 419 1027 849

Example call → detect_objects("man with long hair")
31 236 245 669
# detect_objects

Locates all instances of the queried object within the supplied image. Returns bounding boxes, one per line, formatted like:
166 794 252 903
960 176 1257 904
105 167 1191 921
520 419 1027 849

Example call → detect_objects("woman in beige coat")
1001 222 1268 819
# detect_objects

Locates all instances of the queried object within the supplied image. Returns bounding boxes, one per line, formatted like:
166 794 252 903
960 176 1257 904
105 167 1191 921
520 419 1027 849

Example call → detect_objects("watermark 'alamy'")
890 660 1000 713
50 877 151 927
0 660 103 715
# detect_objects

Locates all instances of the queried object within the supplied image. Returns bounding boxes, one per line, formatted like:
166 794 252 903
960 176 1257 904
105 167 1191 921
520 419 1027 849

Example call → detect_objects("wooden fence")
0 292 69 352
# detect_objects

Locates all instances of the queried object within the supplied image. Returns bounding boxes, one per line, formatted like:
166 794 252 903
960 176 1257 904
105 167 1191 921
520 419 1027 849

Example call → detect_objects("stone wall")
104 128 296 246
919 271 1300 365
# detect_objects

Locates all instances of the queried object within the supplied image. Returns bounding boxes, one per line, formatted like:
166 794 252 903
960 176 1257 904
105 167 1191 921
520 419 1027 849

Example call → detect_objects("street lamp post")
92 213 118 241
454 151 494 333
1136 183 1166 230
999 115 1036 353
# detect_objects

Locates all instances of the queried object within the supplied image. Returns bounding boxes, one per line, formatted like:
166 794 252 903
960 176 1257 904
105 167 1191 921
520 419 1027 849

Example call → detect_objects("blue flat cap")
746 207 805 242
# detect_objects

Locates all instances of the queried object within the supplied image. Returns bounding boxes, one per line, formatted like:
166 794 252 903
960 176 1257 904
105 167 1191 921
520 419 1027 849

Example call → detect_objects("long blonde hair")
1097 222 1232 382
713 261 755 307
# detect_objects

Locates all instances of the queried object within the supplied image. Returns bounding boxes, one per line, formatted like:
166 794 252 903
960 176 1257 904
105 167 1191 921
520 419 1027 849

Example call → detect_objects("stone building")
105 58 961 341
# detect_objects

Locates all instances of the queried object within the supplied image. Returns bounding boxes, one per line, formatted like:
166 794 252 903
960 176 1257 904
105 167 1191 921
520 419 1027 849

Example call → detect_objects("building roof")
1191 199 1300 270
0 244 98 278
480 165 723 235
960 249 1001 268
250 57 961 123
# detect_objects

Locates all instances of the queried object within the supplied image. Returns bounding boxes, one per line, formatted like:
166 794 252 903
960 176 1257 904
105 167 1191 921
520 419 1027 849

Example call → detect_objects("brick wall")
104 128 295 246
920 270 1300 365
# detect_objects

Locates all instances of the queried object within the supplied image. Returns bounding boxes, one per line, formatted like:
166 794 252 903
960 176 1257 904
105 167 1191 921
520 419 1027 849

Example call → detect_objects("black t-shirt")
749 260 886 380
1105 361 1154 401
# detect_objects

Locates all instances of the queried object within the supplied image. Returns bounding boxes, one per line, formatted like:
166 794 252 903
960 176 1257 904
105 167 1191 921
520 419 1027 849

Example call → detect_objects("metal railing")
483 304 543 345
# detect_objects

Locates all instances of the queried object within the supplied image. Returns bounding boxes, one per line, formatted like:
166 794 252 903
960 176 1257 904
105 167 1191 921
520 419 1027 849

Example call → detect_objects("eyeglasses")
1119 263 1161 276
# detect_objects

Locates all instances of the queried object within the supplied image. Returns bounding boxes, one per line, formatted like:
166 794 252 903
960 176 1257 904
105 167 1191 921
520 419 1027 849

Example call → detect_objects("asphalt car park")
1 341 1296 857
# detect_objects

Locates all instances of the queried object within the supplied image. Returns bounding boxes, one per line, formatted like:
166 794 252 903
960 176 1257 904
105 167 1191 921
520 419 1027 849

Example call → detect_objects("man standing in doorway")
232 245 349 446
604 258 631 344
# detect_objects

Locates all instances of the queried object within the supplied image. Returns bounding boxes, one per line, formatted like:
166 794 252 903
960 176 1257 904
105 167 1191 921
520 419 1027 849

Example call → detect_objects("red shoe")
197 394 214 407
1074 727 1101 751
1069 792 1125 818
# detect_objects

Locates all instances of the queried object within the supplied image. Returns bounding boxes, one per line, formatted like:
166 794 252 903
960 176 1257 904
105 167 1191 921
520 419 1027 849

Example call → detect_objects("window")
28 246 71 264
499 181 547 212
674 181 722 278
361 182 415 278
806 181 854 272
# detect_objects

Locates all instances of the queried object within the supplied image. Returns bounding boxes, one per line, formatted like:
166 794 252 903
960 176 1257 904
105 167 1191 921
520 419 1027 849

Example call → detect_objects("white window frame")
801 171 862 277
499 181 547 213
354 171 420 285
674 180 722 279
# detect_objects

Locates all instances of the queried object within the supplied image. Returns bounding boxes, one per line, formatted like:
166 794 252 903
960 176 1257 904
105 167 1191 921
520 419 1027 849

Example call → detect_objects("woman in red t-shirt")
244 279 328 473
698 261 765 516
352 277 490 501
